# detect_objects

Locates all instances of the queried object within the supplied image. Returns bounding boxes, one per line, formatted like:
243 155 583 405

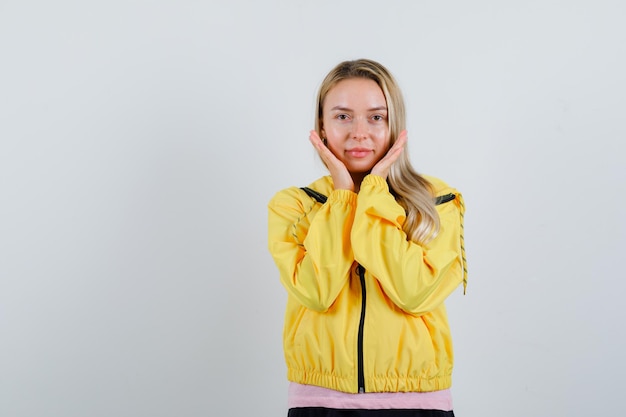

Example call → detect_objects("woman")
268 59 467 416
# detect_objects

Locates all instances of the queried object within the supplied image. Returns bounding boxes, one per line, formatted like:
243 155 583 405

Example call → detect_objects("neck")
351 172 368 193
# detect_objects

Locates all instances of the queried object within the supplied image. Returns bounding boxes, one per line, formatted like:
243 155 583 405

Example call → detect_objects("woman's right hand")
309 130 354 192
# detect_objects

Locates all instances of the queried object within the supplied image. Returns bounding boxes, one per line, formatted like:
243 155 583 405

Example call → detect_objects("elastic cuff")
362 174 388 189
328 189 357 205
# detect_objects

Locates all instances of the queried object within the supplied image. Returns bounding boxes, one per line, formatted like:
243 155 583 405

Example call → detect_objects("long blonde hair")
315 59 440 244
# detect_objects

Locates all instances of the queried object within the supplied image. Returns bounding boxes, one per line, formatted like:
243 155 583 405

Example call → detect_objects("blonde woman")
268 59 467 417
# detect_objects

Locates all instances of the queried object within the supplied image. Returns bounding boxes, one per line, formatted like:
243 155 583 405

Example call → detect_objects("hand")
309 130 354 192
370 130 408 180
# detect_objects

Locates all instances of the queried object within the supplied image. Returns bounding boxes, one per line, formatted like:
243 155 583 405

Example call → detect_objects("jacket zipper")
356 264 367 393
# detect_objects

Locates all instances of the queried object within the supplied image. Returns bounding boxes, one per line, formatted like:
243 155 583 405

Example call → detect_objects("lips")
346 148 372 158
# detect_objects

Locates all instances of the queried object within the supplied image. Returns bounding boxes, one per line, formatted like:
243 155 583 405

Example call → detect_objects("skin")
309 78 407 193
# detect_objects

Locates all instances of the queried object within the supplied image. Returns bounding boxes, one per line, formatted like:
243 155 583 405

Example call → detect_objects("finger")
309 131 331 160
309 130 324 150
309 131 354 191
371 131 408 178
381 131 407 163
309 131 342 172
389 130 408 152
389 131 408 158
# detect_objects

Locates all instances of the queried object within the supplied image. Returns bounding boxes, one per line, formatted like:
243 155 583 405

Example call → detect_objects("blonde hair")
315 59 440 244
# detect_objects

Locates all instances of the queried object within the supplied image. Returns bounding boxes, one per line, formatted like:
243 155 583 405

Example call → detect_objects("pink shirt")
288 383 453 411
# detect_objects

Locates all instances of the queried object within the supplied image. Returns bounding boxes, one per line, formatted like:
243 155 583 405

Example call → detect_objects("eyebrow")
330 106 388 112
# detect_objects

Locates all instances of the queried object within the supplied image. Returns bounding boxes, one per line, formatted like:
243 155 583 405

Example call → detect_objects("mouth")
346 148 373 158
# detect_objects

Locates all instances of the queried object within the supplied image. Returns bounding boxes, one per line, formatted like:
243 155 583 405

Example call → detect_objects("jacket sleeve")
351 175 465 316
268 187 357 312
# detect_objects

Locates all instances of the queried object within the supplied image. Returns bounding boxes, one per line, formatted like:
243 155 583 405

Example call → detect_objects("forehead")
324 78 386 108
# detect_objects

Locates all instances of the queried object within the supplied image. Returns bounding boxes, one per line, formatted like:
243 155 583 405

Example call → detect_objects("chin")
348 170 375 178
347 163 376 173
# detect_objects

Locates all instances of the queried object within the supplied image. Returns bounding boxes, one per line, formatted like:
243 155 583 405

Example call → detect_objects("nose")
351 117 368 140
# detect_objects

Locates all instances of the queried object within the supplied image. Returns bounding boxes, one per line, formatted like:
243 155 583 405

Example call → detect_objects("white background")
1 1 625 416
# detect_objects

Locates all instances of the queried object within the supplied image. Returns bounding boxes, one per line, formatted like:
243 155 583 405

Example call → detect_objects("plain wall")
1 1 624 416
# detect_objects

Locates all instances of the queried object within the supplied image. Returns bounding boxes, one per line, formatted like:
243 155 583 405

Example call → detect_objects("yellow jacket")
268 174 467 394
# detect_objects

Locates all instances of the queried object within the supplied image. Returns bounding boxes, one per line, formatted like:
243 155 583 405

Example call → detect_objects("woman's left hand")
370 130 408 180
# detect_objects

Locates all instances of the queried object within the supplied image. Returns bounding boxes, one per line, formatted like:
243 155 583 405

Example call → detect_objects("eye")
371 115 385 121
336 114 350 121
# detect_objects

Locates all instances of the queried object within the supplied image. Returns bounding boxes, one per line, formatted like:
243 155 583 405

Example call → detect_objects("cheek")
323 123 344 138
324 138 347 160
374 129 391 148
323 129 347 152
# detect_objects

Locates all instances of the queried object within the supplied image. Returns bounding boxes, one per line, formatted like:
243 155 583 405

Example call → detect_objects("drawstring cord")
455 193 468 295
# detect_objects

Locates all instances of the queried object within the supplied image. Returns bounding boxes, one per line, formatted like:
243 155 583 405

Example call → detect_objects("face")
321 78 391 175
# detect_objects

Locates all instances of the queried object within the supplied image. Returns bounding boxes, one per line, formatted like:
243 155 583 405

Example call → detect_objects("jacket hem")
288 368 452 394
288 368 355 394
